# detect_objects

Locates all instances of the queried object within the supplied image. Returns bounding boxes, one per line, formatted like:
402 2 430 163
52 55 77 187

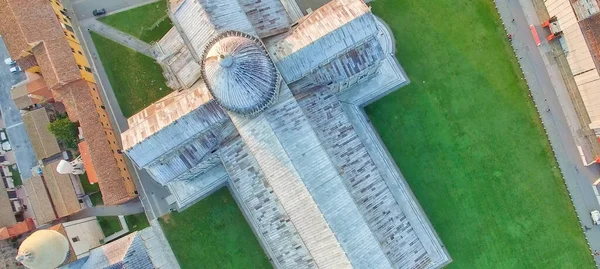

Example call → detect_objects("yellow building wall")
49 1 136 195
86 82 136 196
50 0 95 83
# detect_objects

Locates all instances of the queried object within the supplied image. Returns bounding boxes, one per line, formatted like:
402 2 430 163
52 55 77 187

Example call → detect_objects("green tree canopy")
48 114 79 149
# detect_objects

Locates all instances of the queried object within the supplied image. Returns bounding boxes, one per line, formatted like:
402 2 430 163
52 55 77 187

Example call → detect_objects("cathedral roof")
201 31 279 116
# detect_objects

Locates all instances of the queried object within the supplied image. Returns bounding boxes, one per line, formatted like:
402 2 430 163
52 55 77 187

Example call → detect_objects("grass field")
90 32 170 118
97 216 122 237
364 0 594 268
98 0 172 43
79 173 99 194
89 192 103 206
125 213 150 232
160 188 271 269
9 166 21 186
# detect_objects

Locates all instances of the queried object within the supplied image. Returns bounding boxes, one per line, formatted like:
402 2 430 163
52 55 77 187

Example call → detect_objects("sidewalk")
494 0 600 266
81 19 156 58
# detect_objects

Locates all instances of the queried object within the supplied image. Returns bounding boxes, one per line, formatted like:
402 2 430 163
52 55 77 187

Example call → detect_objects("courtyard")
365 0 594 268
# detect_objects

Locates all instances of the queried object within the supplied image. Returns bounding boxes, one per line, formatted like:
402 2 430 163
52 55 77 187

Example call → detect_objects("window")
72 237 80 242
84 67 92 72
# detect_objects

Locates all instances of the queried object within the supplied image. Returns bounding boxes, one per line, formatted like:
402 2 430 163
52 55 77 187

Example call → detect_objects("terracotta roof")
0 0 81 89
11 73 53 109
25 161 80 225
58 80 134 205
581 13 600 73
10 83 32 109
78 141 98 184
0 218 35 240
41 160 81 217
0 178 16 228
24 172 57 225
22 108 61 160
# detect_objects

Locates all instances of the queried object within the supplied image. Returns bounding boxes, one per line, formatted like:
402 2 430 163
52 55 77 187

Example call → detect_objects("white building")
121 0 451 268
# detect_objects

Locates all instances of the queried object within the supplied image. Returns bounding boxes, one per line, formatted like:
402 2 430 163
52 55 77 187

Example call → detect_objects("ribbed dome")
201 31 279 116
16 230 69 269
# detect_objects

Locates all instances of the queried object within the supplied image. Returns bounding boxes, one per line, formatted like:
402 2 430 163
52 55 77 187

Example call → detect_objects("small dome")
56 160 74 174
201 31 279 116
16 230 69 269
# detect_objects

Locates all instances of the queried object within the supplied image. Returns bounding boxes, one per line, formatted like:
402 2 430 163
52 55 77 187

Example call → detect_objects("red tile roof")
0 0 81 89
78 141 98 184
58 80 133 205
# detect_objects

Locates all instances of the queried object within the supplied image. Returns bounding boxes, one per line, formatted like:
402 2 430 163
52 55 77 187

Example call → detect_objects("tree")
48 114 79 149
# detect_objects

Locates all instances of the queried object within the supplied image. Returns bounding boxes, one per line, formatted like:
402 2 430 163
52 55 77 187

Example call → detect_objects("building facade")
0 0 136 205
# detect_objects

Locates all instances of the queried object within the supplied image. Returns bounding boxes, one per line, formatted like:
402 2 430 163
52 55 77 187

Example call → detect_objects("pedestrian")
546 108 550 112
507 34 513 41
512 18 515 22
594 250 600 256
585 225 591 231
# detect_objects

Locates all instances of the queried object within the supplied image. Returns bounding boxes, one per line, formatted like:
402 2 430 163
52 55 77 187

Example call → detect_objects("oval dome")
16 230 69 269
201 31 279 116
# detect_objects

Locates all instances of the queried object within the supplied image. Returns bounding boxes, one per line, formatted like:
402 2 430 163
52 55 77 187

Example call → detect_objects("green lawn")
97 216 122 237
89 192 103 206
79 173 99 194
9 166 21 187
125 213 149 232
98 0 172 43
159 188 271 269
90 32 170 118
365 0 594 268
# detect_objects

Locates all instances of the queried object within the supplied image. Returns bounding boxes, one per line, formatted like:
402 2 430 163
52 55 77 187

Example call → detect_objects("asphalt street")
0 37 36 180
495 0 600 265
63 0 174 220
71 0 159 20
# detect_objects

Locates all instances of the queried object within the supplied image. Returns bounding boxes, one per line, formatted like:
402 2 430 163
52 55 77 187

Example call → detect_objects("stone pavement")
494 0 600 266
0 37 36 180
80 19 156 58
62 0 175 221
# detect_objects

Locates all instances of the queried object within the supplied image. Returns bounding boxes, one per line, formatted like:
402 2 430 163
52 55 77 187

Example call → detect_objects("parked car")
591 210 600 225
9 66 21 73
4 57 15 65
92 8 106 16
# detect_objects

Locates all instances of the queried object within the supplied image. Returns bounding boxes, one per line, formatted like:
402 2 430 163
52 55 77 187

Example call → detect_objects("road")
495 0 600 265
71 0 159 20
0 37 37 180
63 0 174 220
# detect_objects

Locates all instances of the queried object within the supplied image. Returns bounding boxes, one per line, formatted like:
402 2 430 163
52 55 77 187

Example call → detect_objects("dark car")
92 8 106 16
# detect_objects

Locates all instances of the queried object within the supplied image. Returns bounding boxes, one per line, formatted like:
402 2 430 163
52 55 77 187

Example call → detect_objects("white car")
9 66 21 73
4 57 15 65
591 210 600 225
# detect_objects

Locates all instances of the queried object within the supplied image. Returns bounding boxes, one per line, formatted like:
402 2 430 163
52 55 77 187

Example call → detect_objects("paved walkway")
63 0 175 221
66 199 144 220
80 19 156 58
494 0 600 266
